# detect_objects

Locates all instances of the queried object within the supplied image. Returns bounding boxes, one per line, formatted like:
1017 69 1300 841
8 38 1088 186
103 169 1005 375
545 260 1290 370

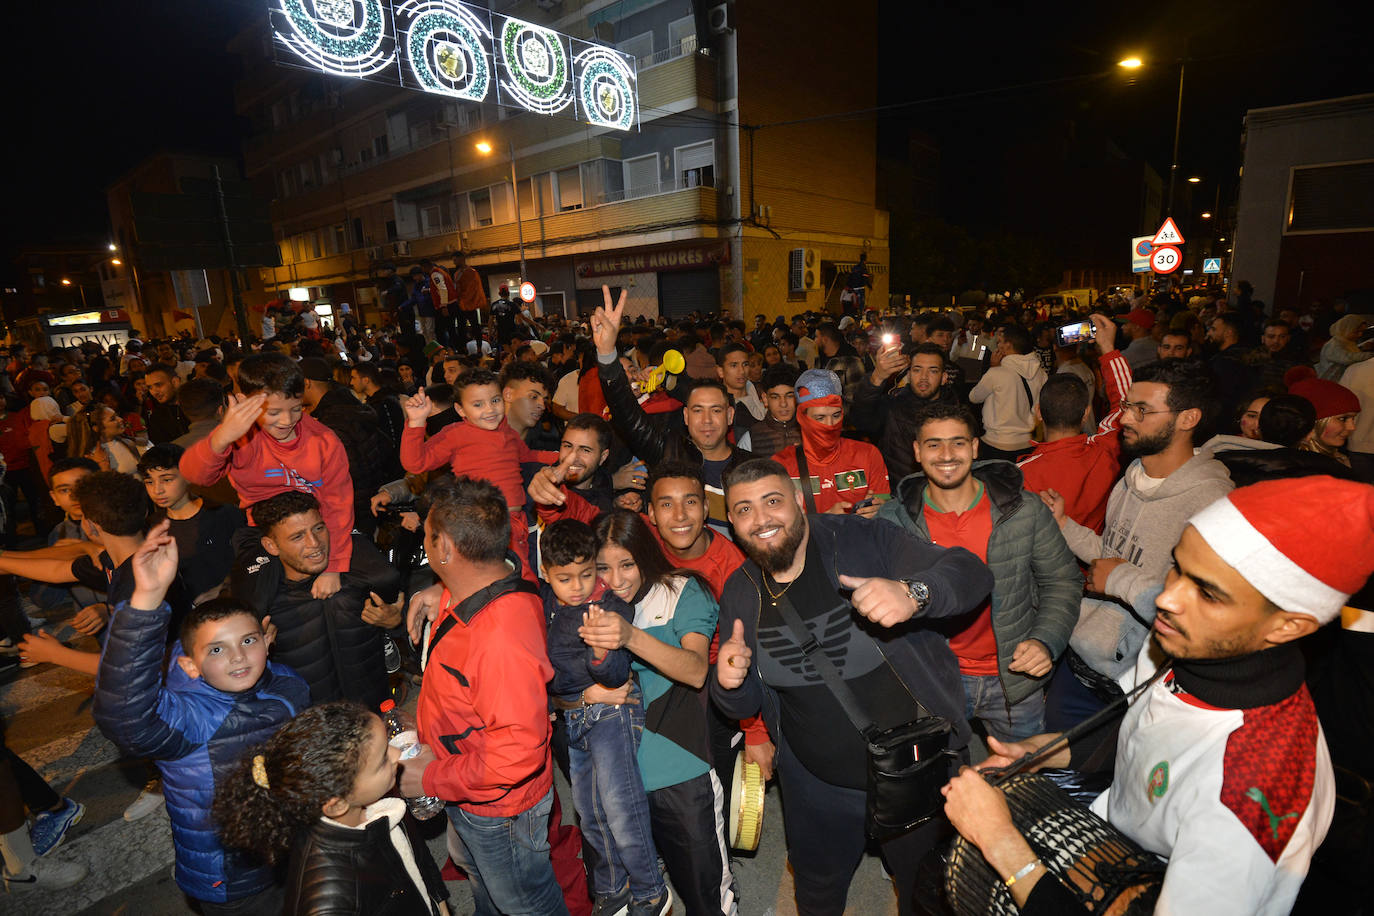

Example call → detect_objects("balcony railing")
635 35 699 71
600 174 713 204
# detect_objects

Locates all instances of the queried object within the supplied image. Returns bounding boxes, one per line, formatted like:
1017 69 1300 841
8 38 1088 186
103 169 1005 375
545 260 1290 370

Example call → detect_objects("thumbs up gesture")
716 618 752 690
837 574 921 628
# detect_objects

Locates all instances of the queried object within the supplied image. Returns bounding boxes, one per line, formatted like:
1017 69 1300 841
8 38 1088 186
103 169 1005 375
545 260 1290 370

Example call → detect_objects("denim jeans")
446 788 570 916
961 672 1045 742
564 686 665 903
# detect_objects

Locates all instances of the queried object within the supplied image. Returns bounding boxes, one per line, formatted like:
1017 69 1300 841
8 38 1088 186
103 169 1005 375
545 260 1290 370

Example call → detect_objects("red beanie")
1284 365 1317 388
1289 378 1360 420
1190 477 1374 624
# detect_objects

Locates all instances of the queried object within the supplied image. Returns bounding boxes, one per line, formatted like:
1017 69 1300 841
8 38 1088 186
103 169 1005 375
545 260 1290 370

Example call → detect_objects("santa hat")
1189 476 1374 624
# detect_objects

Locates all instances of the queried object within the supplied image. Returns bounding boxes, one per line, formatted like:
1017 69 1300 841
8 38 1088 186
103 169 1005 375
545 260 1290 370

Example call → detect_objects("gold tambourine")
728 751 766 852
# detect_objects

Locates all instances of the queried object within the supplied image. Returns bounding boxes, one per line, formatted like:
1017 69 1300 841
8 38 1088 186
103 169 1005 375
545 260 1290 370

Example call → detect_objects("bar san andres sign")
576 242 730 278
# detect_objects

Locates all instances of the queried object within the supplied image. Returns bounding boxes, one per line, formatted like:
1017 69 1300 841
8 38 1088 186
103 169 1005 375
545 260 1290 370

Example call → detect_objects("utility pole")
214 165 253 341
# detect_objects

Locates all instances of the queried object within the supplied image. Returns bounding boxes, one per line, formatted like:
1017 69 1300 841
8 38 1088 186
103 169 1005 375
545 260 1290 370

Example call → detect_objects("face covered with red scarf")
797 394 845 465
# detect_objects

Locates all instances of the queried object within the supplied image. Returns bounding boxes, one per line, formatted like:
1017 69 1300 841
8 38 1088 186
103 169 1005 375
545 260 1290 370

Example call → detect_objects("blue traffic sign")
1203 258 1222 274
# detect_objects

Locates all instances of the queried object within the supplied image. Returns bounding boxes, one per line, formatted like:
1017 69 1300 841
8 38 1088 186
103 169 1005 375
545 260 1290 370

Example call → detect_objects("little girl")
214 703 451 916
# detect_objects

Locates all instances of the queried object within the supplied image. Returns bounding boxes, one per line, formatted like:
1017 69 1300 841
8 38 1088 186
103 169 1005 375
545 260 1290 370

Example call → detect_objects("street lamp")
1121 54 1188 218
1200 212 1212 219
476 139 527 284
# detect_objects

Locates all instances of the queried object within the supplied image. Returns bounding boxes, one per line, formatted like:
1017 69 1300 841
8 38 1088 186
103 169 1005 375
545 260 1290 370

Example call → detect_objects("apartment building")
235 0 887 324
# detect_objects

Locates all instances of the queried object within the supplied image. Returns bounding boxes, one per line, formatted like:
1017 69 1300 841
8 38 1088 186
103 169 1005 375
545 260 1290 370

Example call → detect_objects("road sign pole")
214 166 253 342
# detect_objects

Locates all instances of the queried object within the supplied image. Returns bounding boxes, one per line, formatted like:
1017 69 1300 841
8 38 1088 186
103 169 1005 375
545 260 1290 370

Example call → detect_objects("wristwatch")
899 579 930 614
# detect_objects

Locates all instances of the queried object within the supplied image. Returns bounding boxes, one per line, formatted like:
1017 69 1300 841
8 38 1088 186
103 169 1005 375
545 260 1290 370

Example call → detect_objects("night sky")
3 0 1370 274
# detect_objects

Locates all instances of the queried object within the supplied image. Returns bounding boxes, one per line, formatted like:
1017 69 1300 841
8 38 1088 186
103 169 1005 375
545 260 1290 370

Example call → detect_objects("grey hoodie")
1063 449 1233 677
969 352 1046 450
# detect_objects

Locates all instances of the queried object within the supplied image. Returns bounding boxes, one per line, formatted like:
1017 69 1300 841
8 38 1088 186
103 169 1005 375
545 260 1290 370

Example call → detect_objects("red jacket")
418 578 555 816
1017 349 1131 533
773 435 891 513
179 414 355 572
455 265 485 313
428 265 457 313
401 420 557 511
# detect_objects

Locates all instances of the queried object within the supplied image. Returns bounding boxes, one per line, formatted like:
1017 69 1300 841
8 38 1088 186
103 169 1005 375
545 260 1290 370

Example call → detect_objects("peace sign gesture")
591 284 627 357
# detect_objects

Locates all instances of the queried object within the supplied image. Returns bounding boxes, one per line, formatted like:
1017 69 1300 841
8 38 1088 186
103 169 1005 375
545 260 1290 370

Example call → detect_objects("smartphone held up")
1055 320 1096 348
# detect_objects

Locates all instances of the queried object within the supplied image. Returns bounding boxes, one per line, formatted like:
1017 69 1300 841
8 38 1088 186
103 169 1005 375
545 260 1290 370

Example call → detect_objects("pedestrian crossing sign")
1203 258 1222 274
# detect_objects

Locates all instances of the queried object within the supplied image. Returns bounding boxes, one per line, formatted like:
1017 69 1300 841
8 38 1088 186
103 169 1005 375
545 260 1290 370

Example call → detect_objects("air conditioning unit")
789 248 819 292
707 3 731 34
393 240 411 256
367 246 385 261
436 104 461 128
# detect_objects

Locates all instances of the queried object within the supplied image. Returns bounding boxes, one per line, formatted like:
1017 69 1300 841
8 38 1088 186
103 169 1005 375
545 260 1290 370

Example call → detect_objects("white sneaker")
123 781 163 821
3 856 89 891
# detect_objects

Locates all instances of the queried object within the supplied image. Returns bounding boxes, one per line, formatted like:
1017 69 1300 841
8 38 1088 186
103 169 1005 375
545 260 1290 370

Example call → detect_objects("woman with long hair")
68 404 145 473
581 509 737 916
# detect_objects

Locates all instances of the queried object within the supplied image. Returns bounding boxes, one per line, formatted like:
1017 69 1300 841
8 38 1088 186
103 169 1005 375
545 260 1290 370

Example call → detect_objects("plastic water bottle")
379 700 445 820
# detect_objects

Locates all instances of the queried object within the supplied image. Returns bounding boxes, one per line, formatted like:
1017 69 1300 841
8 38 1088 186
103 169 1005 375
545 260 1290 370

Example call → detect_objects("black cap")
299 357 333 382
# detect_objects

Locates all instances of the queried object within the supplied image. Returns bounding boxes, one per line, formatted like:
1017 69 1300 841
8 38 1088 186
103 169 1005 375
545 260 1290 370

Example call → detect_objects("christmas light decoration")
396 0 490 100
273 0 395 78
269 0 638 130
497 17 571 114
575 46 637 130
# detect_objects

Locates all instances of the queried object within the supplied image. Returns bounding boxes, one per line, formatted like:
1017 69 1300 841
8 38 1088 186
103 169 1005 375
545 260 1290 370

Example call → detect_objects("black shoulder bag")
793 443 818 514
773 591 957 840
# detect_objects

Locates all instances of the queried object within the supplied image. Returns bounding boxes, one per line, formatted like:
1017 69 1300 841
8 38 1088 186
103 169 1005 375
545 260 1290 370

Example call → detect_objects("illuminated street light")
1120 54 1189 216
1200 212 1212 219
111 258 122 266
108 243 117 251
475 140 493 155
1118 57 1143 69
1188 177 1202 183
61 278 72 286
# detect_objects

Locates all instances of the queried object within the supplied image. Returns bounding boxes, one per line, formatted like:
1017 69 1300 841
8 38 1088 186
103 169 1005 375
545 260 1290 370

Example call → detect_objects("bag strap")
794 444 818 514
773 590 888 740
1019 375 1034 412
986 661 1171 787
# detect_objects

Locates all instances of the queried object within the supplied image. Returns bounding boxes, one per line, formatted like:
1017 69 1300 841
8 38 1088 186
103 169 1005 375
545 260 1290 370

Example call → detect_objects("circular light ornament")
275 0 394 78
499 17 571 114
576 47 636 131
398 0 491 100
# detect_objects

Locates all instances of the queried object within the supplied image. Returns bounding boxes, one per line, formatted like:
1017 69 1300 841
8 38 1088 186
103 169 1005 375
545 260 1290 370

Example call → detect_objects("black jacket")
598 353 753 475
711 513 994 756
312 387 404 531
230 530 400 708
849 377 958 483
285 809 448 916
147 401 190 445
366 389 407 458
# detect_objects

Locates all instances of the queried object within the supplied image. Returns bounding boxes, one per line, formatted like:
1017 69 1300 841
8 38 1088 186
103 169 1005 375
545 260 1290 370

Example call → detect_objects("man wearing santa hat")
941 476 1371 915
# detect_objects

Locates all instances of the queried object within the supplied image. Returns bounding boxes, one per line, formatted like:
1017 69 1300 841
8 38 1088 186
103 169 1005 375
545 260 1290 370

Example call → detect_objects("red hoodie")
1017 349 1131 533
401 419 557 511
180 413 354 572
774 400 891 513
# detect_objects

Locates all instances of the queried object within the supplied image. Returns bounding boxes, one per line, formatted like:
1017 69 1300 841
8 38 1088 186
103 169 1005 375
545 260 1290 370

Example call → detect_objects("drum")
945 773 1164 916
727 751 766 852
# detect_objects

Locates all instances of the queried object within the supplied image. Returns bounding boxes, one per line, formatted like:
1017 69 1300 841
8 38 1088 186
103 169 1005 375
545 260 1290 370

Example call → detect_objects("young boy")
540 520 669 916
180 352 353 599
26 456 101 618
138 444 245 604
400 369 557 574
93 522 310 914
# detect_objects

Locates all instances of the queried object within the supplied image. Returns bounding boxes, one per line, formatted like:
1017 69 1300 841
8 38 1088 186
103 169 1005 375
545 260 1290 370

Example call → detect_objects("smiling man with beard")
230 491 402 707
1039 359 1234 728
711 458 992 916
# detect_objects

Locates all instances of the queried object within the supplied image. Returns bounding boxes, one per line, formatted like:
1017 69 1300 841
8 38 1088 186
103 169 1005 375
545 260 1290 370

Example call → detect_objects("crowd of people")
0 268 1370 916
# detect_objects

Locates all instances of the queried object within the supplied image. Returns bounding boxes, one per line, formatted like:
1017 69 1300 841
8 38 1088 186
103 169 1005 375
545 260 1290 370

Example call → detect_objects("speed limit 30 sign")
1150 245 1182 274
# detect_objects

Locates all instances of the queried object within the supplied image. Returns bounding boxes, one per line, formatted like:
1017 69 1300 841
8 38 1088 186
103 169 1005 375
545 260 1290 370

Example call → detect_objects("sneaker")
591 885 632 916
3 857 89 891
123 780 163 821
628 890 673 916
30 798 85 856
383 635 402 674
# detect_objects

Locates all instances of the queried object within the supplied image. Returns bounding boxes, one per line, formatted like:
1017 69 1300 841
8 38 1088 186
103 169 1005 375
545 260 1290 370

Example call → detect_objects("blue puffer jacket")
93 599 310 904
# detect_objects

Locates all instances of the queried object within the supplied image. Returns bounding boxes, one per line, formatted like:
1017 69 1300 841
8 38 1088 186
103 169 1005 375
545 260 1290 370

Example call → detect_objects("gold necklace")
763 573 797 604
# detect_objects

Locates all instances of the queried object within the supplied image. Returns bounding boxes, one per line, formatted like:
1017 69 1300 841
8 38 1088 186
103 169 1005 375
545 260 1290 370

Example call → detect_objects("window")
374 135 389 157
617 31 654 63
1287 160 1374 233
470 188 493 227
421 204 446 235
351 218 365 248
333 224 347 253
668 15 696 52
360 148 373 164
518 177 538 220
675 141 714 189
310 231 323 259
385 219 398 241
556 166 582 210
623 154 658 199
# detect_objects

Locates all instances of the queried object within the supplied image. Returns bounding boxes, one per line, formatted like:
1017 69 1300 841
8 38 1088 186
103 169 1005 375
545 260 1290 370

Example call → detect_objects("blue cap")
795 369 843 405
